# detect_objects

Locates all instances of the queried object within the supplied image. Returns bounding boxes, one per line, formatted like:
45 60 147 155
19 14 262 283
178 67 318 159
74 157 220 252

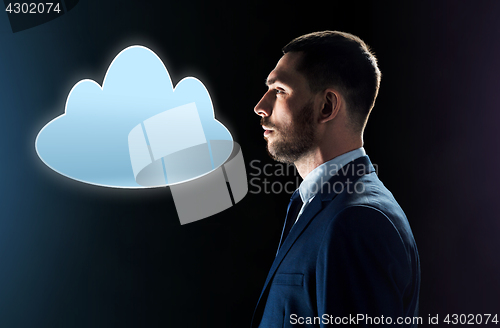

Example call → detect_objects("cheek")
273 102 295 126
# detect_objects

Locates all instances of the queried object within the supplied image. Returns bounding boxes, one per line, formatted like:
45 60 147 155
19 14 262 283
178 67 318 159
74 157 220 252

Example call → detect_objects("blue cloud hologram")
35 46 233 188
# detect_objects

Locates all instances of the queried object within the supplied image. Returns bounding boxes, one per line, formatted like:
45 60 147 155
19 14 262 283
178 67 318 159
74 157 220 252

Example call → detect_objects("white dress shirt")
294 147 366 224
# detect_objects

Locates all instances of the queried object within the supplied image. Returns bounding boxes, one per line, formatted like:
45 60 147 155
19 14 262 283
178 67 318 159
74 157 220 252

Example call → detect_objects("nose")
254 91 273 117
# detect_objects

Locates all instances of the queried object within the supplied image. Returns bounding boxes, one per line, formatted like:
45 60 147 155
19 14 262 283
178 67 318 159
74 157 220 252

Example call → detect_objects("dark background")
1 0 500 327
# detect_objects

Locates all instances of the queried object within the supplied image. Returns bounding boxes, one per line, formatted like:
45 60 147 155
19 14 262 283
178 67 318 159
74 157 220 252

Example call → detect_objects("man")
251 31 420 327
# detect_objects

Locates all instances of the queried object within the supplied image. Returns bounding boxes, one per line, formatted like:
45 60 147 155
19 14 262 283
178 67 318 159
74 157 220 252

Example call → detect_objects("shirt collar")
298 147 366 203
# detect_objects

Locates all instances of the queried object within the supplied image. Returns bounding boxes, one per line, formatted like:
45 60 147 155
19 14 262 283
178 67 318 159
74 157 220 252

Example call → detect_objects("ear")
318 89 342 124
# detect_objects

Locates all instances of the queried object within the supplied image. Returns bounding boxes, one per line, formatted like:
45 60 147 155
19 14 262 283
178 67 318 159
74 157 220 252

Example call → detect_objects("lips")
262 126 274 136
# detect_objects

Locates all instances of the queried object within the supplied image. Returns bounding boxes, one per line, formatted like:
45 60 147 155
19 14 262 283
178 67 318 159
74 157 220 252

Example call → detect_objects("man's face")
254 52 318 164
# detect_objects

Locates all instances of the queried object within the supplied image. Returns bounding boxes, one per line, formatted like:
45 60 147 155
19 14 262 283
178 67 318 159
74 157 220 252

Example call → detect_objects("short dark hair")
282 31 381 132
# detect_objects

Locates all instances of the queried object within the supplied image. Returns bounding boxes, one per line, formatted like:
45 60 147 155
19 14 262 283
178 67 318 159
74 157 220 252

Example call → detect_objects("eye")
275 88 286 95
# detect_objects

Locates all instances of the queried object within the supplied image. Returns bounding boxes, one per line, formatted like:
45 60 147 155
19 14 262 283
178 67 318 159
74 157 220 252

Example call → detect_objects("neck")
293 138 363 179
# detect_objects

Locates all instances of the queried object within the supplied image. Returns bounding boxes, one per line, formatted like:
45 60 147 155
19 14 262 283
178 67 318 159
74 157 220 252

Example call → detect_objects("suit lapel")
251 194 328 327
259 194 324 293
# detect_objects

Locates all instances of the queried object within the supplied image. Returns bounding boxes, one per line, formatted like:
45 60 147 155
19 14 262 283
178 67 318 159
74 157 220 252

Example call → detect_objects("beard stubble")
261 101 316 164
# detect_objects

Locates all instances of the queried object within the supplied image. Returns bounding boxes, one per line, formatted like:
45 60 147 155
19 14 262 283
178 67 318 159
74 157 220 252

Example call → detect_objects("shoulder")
323 204 403 246
318 173 418 258
317 205 413 280
325 172 413 235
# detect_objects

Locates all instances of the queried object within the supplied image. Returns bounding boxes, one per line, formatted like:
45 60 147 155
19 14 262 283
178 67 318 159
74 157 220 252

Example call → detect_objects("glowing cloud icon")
35 46 248 224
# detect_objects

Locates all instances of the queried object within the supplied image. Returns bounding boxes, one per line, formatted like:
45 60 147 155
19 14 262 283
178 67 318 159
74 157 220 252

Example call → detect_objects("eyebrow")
265 76 291 87
265 77 274 87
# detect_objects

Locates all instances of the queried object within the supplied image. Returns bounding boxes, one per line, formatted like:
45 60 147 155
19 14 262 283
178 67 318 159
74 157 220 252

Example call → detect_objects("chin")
266 147 291 164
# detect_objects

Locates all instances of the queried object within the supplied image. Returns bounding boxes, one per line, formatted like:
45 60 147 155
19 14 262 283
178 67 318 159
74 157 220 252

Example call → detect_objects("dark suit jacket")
251 156 420 327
